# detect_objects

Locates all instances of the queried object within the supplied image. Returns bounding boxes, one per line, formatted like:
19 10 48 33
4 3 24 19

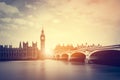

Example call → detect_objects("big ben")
40 28 45 58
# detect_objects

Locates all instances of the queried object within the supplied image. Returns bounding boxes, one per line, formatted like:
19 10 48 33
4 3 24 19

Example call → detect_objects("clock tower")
40 28 45 58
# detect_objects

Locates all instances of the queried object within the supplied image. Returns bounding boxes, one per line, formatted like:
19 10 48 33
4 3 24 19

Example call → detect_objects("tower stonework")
40 28 45 58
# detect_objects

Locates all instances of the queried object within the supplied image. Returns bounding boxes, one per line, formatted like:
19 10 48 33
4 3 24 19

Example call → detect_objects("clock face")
41 36 44 40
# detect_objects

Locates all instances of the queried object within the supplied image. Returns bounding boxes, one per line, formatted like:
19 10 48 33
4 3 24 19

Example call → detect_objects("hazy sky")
0 0 120 50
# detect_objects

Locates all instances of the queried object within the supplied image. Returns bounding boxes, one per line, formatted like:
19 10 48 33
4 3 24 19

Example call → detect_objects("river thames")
0 60 120 80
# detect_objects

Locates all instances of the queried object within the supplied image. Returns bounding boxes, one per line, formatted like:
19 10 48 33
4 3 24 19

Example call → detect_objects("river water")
0 60 120 80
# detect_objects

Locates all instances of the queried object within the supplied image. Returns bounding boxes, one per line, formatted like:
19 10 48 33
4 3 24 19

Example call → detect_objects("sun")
45 48 54 57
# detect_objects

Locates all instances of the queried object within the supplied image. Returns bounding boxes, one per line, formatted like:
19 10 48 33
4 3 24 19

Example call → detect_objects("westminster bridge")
53 45 120 65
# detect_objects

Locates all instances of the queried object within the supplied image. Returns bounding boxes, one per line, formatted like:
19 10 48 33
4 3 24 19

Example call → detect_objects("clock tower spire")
40 28 45 58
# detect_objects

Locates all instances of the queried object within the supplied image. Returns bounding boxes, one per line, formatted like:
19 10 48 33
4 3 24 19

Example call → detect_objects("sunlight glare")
45 48 54 57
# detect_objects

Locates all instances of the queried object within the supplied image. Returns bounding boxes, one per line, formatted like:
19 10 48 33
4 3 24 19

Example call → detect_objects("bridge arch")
60 54 69 61
70 52 86 63
89 50 120 66
55 55 60 60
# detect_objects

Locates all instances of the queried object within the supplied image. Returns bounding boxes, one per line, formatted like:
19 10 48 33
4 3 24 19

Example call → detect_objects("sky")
0 0 120 50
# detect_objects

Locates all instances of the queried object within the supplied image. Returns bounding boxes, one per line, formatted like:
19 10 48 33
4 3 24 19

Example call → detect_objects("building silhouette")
0 29 45 60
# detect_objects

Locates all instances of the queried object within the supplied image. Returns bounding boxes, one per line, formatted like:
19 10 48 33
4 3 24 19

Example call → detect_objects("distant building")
0 29 46 60
0 42 39 60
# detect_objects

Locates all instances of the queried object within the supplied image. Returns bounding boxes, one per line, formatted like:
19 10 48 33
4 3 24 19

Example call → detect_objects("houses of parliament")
0 29 45 60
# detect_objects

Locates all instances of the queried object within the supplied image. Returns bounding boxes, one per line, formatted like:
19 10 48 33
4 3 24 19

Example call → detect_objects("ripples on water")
0 60 120 80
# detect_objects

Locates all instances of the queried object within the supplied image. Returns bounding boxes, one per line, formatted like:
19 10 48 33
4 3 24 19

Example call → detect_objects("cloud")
0 2 21 18
0 2 26 32
0 2 20 31
0 0 120 47
0 2 35 45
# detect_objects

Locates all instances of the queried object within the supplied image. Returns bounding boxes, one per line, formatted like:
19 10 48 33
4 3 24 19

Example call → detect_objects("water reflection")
0 60 120 80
